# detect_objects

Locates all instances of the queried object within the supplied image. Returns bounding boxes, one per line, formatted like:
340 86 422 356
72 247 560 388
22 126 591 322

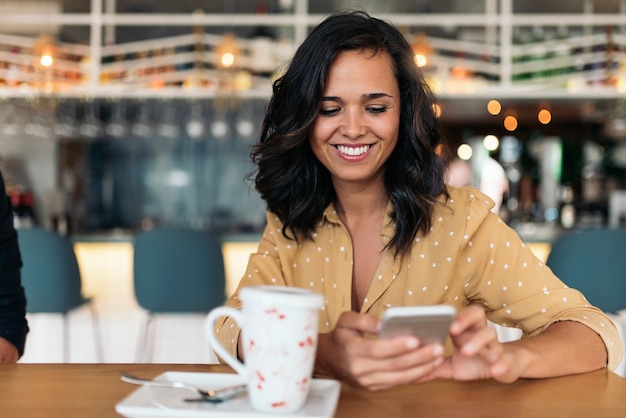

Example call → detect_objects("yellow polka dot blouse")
215 186 623 372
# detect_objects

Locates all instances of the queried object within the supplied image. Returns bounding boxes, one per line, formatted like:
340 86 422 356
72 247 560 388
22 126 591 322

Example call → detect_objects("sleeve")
459 194 623 372
213 212 288 361
0 170 28 357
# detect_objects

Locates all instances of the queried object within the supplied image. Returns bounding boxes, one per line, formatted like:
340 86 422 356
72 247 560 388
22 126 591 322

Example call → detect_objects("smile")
334 144 372 157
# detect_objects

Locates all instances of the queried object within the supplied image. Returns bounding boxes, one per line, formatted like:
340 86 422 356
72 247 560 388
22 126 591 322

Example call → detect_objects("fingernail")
406 337 419 349
433 345 444 356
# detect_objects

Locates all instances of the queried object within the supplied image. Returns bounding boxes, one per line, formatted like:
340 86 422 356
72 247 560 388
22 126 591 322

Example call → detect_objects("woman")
215 10 622 390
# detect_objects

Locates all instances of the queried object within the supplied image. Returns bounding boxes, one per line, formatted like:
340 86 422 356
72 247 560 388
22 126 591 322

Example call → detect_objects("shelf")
0 1 625 100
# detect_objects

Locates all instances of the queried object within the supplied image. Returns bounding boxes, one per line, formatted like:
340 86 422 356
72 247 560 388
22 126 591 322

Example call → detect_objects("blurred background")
1 0 626 237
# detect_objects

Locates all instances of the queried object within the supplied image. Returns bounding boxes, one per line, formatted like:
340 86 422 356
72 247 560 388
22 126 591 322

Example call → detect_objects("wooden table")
2 363 625 417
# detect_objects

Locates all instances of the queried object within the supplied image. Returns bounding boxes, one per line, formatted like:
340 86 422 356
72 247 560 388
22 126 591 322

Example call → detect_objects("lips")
334 144 372 157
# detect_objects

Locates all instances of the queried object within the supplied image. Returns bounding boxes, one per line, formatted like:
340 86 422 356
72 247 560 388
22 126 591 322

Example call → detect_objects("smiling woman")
214 10 623 391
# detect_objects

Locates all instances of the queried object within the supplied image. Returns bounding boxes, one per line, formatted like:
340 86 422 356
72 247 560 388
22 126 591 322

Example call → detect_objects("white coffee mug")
205 285 324 414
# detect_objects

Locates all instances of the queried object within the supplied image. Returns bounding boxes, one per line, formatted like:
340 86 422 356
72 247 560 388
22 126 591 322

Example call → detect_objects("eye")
368 106 388 114
319 107 340 116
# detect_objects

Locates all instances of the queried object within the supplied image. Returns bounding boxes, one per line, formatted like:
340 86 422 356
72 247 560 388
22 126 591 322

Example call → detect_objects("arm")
424 305 607 383
0 170 28 362
502 320 607 378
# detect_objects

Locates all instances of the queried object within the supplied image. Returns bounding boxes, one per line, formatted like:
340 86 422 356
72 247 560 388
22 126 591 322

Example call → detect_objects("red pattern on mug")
265 308 286 319
298 336 315 348
297 376 309 392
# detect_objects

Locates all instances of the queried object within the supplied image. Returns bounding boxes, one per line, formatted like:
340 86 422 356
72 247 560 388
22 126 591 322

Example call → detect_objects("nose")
339 109 366 139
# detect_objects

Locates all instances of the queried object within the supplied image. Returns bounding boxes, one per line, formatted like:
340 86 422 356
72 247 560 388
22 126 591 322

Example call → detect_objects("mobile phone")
379 305 457 345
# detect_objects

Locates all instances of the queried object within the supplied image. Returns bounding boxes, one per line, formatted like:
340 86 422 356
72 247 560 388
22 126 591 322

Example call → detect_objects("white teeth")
336 145 370 156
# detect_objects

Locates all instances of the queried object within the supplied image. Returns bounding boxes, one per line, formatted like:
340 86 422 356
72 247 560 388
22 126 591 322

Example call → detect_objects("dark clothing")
0 170 27 357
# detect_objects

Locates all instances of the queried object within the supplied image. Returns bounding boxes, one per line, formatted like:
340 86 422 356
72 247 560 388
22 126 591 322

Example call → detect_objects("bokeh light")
538 108 552 124
457 143 473 160
40 55 54 67
504 115 518 131
483 134 500 151
415 54 428 67
487 100 501 115
221 52 235 67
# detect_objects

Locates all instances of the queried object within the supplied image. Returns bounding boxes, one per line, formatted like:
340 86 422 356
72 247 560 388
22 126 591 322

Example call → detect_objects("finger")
347 333 422 361
353 344 446 390
449 305 486 336
459 326 500 358
350 340 443 374
336 311 381 335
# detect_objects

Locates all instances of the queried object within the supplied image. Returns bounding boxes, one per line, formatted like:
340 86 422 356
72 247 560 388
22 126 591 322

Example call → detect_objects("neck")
334 188 388 220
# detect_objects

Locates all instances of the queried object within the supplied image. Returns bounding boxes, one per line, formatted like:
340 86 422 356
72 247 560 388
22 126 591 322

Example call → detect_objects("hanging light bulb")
411 33 433 68
216 33 239 69
40 54 54 67
33 33 57 92
34 34 57 68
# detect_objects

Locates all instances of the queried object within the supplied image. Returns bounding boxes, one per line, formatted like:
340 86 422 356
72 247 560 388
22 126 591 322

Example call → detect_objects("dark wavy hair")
250 10 448 256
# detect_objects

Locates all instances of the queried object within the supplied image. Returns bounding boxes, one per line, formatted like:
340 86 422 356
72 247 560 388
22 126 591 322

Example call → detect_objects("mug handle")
205 306 247 376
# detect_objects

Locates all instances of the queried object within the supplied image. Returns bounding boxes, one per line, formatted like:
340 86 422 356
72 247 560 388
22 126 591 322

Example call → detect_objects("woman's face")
310 49 401 188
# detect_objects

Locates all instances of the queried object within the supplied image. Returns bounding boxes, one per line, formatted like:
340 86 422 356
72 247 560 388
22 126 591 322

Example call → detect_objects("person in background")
445 156 509 215
215 10 622 390
0 169 28 363
478 156 509 215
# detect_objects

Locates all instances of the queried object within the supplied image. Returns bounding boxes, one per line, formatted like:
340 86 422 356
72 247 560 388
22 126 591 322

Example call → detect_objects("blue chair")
546 228 626 314
132 227 226 362
17 227 103 362
546 228 626 378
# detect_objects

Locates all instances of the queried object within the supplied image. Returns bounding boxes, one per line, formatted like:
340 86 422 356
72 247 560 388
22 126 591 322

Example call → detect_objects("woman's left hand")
421 305 524 383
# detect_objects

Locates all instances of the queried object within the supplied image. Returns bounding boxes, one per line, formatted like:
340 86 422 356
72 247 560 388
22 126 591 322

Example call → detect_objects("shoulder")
425 186 510 244
437 186 494 220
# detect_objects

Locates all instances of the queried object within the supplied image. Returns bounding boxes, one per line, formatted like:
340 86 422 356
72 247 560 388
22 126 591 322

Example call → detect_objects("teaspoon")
119 372 246 403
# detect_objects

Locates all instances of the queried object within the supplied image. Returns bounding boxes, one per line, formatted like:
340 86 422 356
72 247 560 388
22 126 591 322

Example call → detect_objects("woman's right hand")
314 311 445 390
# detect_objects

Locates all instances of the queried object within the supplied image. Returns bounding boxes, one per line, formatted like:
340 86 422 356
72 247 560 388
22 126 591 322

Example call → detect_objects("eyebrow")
321 92 394 102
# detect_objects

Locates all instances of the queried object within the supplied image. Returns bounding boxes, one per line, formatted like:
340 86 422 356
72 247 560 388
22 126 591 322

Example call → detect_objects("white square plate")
116 372 341 418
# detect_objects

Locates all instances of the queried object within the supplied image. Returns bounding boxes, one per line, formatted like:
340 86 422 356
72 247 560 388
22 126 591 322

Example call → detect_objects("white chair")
488 321 522 343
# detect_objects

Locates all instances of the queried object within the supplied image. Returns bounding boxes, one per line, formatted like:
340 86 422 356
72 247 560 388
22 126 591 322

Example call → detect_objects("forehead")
324 49 398 91
329 48 394 70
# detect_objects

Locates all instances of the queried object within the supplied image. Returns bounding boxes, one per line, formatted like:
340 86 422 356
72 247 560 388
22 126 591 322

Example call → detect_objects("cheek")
309 121 332 151
373 119 399 143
